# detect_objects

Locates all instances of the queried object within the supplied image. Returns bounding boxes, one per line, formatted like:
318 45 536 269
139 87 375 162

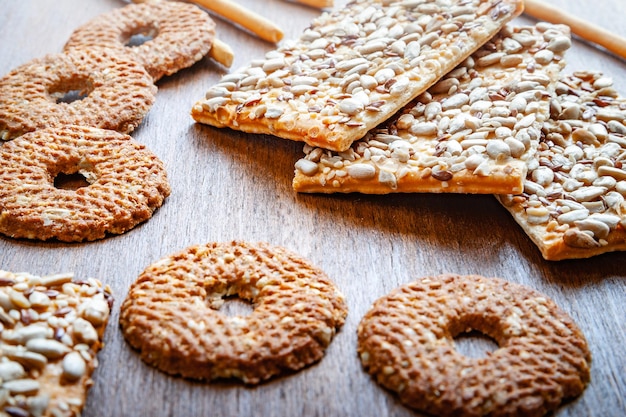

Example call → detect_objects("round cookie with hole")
0 125 170 242
64 0 216 82
0 48 156 141
357 274 591 417
119 241 348 384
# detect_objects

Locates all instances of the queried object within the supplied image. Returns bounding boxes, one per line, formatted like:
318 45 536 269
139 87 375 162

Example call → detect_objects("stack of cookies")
191 0 626 261
0 0 223 243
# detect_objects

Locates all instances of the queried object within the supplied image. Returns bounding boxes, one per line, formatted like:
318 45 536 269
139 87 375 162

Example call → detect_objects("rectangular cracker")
293 23 571 194
496 72 626 260
0 271 113 417
191 0 524 152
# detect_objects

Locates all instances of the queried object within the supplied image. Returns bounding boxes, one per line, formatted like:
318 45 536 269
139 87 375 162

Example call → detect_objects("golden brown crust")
496 71 626 260
119 241 347 384
357 274 591 417
0 125 171 242
0 270 113 417
191 0 524 152
293 23 570 194
64 0 216 81
0 48 156 141
296 168 527 194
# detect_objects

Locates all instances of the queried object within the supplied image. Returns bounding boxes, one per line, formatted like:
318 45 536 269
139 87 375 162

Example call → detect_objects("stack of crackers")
191 0 626 261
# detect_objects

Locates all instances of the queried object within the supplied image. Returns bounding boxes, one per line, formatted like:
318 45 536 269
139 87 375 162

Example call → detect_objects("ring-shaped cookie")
119 241 348 384
357 274 591 417
0 48 156 141
64 0 216 82
0 125 170 242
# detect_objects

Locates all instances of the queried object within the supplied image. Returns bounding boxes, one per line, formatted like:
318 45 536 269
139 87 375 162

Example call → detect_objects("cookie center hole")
124 25 159 47
54 172 89 191
219 296 254 317
49 77 94 104
454 330 500 359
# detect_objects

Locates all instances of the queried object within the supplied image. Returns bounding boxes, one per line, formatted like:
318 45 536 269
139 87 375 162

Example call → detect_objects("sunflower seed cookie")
64 0 216 82
293 23 571 194
0 125 171 242
357 274 591 417
0 48 156 141
497 71 626 260
120 241 347 384
0 270 113 417
191 0 524 152
497 71 626 261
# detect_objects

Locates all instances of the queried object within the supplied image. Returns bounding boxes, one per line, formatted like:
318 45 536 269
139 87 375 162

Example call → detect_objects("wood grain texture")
0 1 625 416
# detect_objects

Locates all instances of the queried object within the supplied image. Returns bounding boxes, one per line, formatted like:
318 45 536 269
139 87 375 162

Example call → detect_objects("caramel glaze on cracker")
120 241 348 384
357 274 591 417
0 125 171 242
0 48 156 141
192 0 524 152
64 0 216 82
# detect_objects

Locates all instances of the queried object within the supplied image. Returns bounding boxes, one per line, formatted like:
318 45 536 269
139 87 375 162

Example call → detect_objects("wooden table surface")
1 1 625 416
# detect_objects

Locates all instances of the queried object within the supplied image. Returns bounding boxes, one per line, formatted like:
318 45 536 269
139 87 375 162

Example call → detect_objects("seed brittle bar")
294 23 571 194
496 72 626 260
0 271 113 416
191 0 524 152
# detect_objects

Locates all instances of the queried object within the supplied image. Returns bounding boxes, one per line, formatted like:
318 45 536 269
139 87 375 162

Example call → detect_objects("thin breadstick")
289 0 334 9
209 38 235 67
191 0 283 43
524 0 626 60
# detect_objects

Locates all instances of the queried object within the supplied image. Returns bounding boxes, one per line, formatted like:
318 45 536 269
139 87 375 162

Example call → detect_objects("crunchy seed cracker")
120 241 347 384
293 23 571 194
64 0 216 82
0 270 113 417
357 274 591 417
497 71 626 260
0 125 171 242
0 48 156 141
191 0 524 152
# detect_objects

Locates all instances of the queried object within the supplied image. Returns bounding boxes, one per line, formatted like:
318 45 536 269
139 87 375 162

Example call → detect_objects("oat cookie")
192 0 524 152
293 23 571 194
0 48 156 141
497 71 626 260
0 270 113 417
120 241 347 384
357 274 591 417
64 0 216 82
0 125 171 242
